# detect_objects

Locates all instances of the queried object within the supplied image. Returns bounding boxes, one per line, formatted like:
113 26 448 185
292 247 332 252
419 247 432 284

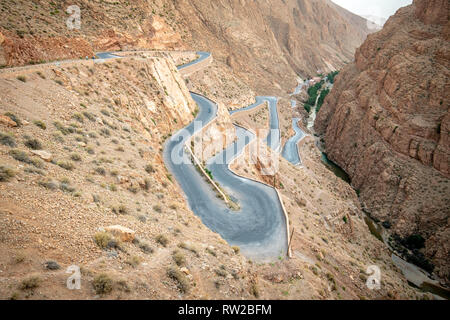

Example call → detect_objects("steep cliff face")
173 0 372 94
0 0 185 67
0 0 371 95
315 0 449 283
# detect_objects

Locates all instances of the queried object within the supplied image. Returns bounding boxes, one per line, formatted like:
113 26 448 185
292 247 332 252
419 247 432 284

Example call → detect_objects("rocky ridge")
0 0 372 96
315 0 449 284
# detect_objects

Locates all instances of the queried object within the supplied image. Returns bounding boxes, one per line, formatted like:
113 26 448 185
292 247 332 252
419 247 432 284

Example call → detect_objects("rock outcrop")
31 150 53 162
104 226 135 243
175 0 372 94
315 0 449 283
0 115 17 127
0 1 185 67
0 0 372 95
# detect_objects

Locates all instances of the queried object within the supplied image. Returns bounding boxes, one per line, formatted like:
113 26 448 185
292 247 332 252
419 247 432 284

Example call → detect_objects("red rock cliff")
315 0 450 283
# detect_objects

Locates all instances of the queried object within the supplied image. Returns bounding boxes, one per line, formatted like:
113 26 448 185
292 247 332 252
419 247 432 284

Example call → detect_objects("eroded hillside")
0 0 437 301
0 0 372 96
0 49 426 300
0 0 185 67
315 0 449 284
170 0 372 95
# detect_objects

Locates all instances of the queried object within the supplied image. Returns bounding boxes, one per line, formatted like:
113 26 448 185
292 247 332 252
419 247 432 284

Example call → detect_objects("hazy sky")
330 0 413 19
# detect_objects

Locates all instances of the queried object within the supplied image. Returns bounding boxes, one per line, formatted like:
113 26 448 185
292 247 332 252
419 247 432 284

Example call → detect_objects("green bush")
156 234 168 247
0 132 16 147
38 179 58 190
145 164 155 173
20 277 40 291
215 268 227 277
36 71 46 79
94 232 113 249
316 89 330 112
0 165 15 182
82 111 96 122
206 247 217 257
167 267 190 293
250 283 260 298
10 149 30 163
305 80 324 106
178 242 199 256
99 128 110 137
53 121 73 135
59 180 75 193
100 109 111 117
172 250 186 266
404 234 425 249
4 113 22 126
138 241 154 254
327 71 340 84
304 104 311 113
204 168 213 180
57 161 75 171
70 153 82 162
94 167 106 175
24 138 42 150
92 274 113 295
33 120 47 130
126 256 141 268
72 113 84 123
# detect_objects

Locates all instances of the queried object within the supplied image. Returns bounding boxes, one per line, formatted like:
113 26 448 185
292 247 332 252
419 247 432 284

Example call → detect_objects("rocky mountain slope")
0 52 421 299
0 0 428 300
315 0 449 284
172 0 372 94
0 0 185 67
0 0 372 95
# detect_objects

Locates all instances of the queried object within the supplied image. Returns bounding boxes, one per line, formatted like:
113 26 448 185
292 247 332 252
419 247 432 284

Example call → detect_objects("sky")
330 0 413 19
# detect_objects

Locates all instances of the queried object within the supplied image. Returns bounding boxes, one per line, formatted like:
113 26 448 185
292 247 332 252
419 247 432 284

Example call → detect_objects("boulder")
0 115 17 127
180 267 190 275
31 150 53 162
104 225 135 242
44 261 61 270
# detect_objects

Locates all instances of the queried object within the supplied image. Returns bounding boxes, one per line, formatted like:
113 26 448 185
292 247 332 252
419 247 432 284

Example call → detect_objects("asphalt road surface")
281 118 305 166
164 90 287 261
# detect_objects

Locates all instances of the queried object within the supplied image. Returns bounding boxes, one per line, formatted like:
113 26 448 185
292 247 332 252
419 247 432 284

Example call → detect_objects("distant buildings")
307 76 322 86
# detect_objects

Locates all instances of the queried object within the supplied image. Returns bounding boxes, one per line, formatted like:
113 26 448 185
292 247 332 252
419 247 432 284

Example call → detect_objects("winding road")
161 54 289 261
164 92 287 261
177 51 211 70
281 118 305 166
2 50 299 261
164 52 316 260
95 52 121 59
102 50 299 260
89 51 288 260
281 79 308 166
230 96 281 152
